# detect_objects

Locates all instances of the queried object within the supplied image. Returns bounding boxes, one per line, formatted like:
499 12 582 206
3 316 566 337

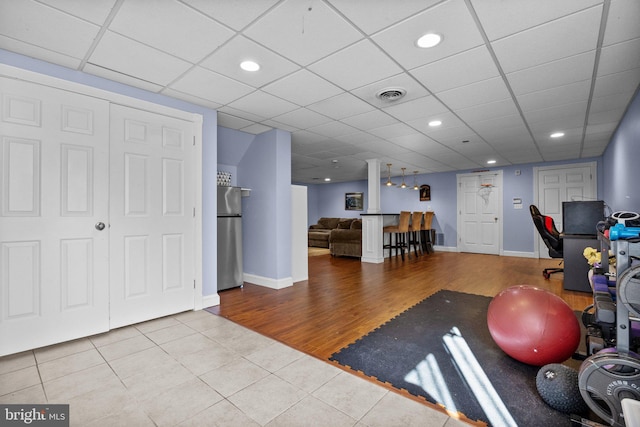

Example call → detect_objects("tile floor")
0 309 469 426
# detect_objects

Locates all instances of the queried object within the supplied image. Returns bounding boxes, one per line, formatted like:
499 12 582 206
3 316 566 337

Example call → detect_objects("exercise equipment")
487 285 581 366
536 363 588 414
609 223 640 241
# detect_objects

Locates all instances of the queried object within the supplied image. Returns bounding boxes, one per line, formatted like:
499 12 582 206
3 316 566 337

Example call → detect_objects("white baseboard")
502 250 536 258
202 293 220 308
244 273 293 290
432 245 456 252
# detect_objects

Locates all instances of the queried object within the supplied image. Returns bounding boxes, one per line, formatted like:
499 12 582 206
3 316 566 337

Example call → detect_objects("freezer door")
217 186 242 216
217 216 243 290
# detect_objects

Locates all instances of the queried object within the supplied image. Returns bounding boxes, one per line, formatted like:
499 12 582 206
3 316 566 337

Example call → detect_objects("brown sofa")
308 217 357 248
329 219 362 258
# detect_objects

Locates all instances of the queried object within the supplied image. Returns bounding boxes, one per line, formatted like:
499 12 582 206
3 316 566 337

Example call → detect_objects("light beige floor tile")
173 309 214 323
134 316 181 334
160 333 218 358
86 407 156 427
215 329 277 356
312 372 387 420
181 314 228 332
360 391 450 427
177 399 260 427
34 338 94 363
89 326 143 348
39 349 105 382
0 350 36 375
0 384 46 404
65 381 139 426
200 319 254 343
96 334 155 361
44 363 121 402
228 374 308 425
123 362 195 401
177 345 239 376
199 358 269 398
245 341 305 373
275 355 342 393
139 377 223 427
266 394 356 427
108 346 176 380
144 323 198 345
0 365 41 396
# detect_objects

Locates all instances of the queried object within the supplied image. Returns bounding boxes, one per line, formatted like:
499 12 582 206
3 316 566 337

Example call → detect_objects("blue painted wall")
603 89 640 212
305 157 605 252
237 129 292 281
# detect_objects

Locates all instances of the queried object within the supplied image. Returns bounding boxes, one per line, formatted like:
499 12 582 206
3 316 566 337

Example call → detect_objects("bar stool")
408 211 424 257
383 211 410 260
421 211 435 254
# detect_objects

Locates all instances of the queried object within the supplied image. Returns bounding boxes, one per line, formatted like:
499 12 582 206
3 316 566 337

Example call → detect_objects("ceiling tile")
109 0 234 63
0 35 81 69
340 110 398 131
308 39 402 90
351 73 431 108
37 0 117 25
592 68 640 98
83 63 164 92
367 122 417 139
602 0 640 46
227 90 299 119
243 0 362 66
200 36 300 88
240 123 273 134
0 0 100 59
262 69 343 107
306 121 359 138
182 0 280 31
523 100 588 126
507 51 596 95
326 0 440 35
171 66 254 105
516 80 591 112
271 108 333 129
161 88 222 110
307 92 375 120
372 0 484 70
217 112 255 130
382 95 448 122
457 98 520 123
598 37 640 77
88 31 192 86
491 5 602 74
436 77 511 110
471 0 601 41
410 46 500 93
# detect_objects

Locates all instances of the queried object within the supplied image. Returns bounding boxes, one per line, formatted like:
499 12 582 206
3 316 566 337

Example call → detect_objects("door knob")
95 222 106 231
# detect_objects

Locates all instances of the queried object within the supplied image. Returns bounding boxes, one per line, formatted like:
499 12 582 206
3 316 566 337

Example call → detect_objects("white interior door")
0 78 110 356
534 162 596 257
109 104 195 329
457 171 503 255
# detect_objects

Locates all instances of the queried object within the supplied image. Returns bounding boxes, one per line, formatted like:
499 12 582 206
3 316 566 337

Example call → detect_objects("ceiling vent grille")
376 87 406 102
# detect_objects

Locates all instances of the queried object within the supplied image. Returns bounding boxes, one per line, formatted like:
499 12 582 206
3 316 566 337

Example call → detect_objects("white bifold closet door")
0 78 196 356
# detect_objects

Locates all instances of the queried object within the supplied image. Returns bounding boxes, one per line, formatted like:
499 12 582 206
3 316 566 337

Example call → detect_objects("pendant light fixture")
385 163 396 186
399 167 407 189
413 171 419 190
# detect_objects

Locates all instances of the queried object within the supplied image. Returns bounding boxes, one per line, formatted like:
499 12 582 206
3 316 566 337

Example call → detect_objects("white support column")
362 159 384 264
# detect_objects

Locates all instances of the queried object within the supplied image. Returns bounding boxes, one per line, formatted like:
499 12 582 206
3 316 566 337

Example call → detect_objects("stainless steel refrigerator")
217 186 243 291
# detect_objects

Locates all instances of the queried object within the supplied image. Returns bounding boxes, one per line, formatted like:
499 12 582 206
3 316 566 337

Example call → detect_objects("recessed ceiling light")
240 60 260 72
550 132 565 138
428 120 442 127
416 33 442 48
324 177 331 182
487 160 497 164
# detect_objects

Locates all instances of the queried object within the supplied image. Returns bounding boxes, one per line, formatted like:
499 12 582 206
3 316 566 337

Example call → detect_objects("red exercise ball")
487 285 580 366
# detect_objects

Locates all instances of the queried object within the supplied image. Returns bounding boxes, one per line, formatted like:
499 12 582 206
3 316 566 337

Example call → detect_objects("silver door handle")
95 222 106 231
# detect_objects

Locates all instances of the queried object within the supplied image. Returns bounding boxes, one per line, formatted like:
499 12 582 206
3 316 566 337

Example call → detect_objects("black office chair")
530 204 564 279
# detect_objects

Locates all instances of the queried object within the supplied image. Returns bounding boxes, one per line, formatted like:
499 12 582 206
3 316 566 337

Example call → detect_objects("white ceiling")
1 0 639 184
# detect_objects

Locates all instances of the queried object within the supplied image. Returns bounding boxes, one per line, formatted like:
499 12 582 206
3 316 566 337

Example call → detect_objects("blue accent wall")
603 89 640 212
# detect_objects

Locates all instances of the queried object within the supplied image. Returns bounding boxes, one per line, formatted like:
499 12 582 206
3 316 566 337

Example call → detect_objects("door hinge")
193 136 196 146
193 280 196 289
193 207 195 217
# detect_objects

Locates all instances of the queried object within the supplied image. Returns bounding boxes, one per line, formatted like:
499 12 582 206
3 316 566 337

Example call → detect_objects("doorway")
456 171 503 255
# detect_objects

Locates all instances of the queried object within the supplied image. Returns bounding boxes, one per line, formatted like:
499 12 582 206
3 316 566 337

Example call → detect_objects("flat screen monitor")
562 200 605 235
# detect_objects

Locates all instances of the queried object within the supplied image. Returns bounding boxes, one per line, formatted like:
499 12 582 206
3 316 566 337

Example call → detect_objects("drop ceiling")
1 0 639 183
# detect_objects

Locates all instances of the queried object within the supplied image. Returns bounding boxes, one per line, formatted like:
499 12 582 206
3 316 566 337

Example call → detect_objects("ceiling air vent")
376 87 406 102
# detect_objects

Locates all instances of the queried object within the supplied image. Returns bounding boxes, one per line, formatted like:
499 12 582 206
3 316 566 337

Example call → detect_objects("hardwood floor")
209 251 592 361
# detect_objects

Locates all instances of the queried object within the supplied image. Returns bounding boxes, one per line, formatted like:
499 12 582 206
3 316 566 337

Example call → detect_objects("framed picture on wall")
345 192 364 211
420 185 431 201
